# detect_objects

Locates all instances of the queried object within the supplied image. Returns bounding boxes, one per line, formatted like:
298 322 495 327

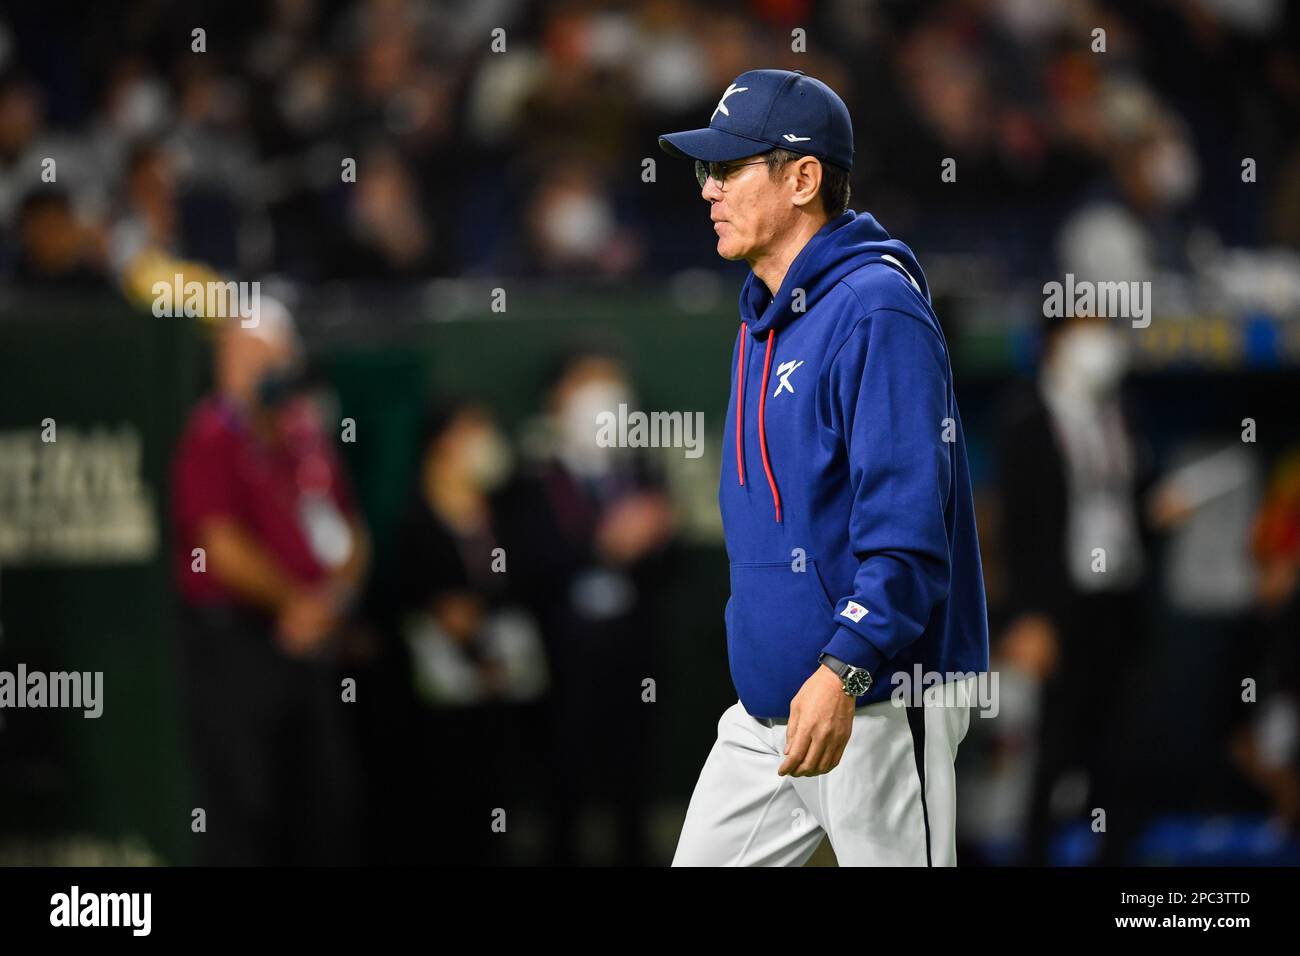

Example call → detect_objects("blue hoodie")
720 210 989 718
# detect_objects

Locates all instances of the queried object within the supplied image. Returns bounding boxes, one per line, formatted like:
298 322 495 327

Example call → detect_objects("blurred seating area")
2 0 1299 294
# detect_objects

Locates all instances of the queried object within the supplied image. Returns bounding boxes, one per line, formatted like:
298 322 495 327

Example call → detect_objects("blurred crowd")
169 302 678 864
979 307 1300 865
2 0 1299 298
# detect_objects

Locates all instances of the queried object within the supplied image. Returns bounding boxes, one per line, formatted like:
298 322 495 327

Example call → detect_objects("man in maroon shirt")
171 299 369 864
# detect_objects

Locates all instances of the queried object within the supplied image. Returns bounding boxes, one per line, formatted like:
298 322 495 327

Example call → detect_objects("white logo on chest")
772 359 804 397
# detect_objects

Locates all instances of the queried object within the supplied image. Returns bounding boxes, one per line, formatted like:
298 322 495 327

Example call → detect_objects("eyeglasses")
695 158 768 190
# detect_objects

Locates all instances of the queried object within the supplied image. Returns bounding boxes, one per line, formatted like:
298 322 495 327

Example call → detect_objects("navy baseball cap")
659 69 853 171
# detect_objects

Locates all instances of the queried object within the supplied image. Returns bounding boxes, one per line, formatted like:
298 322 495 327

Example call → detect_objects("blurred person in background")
170 299 369 865
332 143 441 279
1227 451 1300 833
109 140 227 307
10 190 109 290
502 351 677 865
390 401 548 865
516 159 642 277
1141 434 1265 839
0 75 45 228
111 141 184 284
0 70 116 277
1056 80 1203 286
996 311 1155 865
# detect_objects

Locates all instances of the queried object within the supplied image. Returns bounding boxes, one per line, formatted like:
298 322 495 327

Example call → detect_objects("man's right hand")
596 493 675 565
275 589 338 657
998 612 1059 680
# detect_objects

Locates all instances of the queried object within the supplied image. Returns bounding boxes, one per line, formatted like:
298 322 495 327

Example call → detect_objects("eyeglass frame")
694 157 770 190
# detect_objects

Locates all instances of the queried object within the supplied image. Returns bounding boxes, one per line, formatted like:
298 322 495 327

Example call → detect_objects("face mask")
1059 325 1127 396
1145 137 1197 207
563 381 630 443
542 192 614 259
114 78 169 137
256 366 306 411
462 428 513 491
558 380 632 476
276 395 326 452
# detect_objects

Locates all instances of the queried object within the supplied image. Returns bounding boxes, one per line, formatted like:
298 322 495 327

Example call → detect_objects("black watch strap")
818 652 849 677
819 652 872 696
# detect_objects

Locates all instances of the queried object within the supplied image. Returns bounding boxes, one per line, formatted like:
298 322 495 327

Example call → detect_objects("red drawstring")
757 328 782 523
735 323 746 486
735 323 781 523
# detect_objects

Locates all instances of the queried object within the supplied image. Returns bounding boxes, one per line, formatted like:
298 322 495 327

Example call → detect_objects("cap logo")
711 84 748 122
782 134 811 142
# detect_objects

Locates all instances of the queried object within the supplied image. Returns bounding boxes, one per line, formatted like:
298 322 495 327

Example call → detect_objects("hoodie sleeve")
817 307 953 676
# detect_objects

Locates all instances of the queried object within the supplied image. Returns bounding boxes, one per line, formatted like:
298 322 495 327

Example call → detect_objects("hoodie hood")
738 210 930 338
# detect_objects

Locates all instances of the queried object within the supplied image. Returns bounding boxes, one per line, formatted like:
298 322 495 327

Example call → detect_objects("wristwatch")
818 652 873 697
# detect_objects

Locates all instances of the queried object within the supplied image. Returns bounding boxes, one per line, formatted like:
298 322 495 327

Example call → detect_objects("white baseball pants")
672 676 975 866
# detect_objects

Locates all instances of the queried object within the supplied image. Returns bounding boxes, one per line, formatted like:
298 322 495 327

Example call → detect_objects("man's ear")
789 156 823 209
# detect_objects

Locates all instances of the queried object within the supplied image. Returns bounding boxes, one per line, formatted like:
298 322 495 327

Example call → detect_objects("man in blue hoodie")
660 70 990 866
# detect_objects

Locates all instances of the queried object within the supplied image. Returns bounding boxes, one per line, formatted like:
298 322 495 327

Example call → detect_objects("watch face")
844 669 872 697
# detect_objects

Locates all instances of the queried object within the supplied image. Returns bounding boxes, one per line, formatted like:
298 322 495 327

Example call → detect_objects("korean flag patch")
840 601 869 623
